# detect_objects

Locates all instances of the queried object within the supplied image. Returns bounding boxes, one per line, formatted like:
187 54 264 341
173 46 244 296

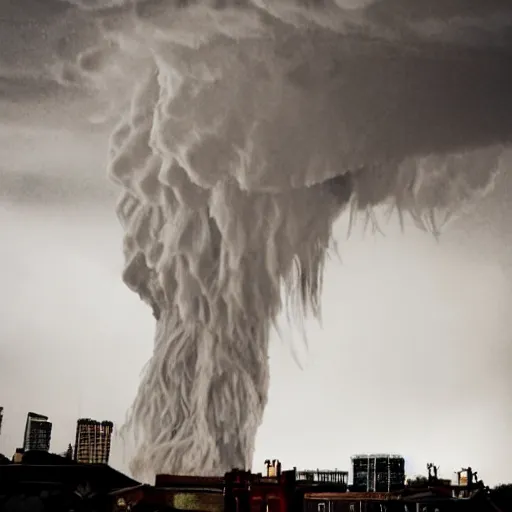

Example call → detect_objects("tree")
490 483 512 509
407 476 429 487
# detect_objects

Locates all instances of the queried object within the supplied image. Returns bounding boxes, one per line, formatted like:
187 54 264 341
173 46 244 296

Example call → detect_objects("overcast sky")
1 132 511 484
1 0 512 487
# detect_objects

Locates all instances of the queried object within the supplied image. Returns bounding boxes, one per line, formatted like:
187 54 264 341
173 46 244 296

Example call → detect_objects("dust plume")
62 1 512 479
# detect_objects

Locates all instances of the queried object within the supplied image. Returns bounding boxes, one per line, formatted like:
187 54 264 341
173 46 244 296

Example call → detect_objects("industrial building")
74 418 114 464
351 454 405 492
22 412 52 452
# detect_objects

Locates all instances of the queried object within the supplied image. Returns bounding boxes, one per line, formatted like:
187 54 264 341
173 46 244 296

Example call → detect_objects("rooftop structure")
295 469 349 486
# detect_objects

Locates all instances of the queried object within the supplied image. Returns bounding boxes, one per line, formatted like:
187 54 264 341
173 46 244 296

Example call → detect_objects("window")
318 503 326 512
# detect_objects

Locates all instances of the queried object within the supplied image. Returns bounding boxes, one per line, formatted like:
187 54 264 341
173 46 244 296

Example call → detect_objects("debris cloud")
62 0 512 480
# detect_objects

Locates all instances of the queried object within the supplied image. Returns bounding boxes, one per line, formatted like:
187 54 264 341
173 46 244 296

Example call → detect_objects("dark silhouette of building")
74 418 114 464
0 459 504 512
351 454 405 492
22 412 52 452
0 461 139 509
111 467 501 512
21 449 77 465
0 406 3 439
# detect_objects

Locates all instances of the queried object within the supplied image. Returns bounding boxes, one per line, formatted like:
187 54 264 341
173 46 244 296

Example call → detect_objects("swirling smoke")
62 1 512 480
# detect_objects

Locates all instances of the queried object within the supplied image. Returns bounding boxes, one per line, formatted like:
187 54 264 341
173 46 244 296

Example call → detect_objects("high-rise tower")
23 412 52 452
74 418 113 464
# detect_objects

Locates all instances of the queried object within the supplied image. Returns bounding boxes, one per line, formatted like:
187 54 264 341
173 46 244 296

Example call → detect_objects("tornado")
63 0 512 480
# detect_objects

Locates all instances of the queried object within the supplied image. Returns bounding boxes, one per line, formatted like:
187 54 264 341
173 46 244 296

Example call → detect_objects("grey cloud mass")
0 171 115 204
1 0 512 486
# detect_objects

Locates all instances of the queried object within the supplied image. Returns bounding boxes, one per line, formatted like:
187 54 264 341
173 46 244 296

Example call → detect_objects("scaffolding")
296 469 349 485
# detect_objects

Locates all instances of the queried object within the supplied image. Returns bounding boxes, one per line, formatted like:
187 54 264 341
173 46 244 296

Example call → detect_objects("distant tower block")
23 412 52 452
74 418 114 464
351 454 405 492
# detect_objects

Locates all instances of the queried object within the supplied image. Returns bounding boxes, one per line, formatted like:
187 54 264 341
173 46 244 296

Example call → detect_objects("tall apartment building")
74 418 114 464
351 454 405 492
23 412 52 452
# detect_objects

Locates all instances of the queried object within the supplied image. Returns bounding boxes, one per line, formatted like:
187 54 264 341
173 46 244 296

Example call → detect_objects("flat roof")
351 454 404 460
155 474 224 488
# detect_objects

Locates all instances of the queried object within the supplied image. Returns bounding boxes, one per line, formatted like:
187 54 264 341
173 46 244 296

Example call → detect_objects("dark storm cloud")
0 75 73 102
0 0 98 98
4 0 512 165
1 0 93 59
368 0 512 23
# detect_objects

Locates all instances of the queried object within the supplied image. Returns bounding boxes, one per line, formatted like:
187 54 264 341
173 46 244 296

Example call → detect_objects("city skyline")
0 407 492 489
0 409 114 465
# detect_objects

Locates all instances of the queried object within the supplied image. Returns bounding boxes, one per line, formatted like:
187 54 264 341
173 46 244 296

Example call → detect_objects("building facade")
351 454 405 492
74 418 113 464
23 412 52 452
